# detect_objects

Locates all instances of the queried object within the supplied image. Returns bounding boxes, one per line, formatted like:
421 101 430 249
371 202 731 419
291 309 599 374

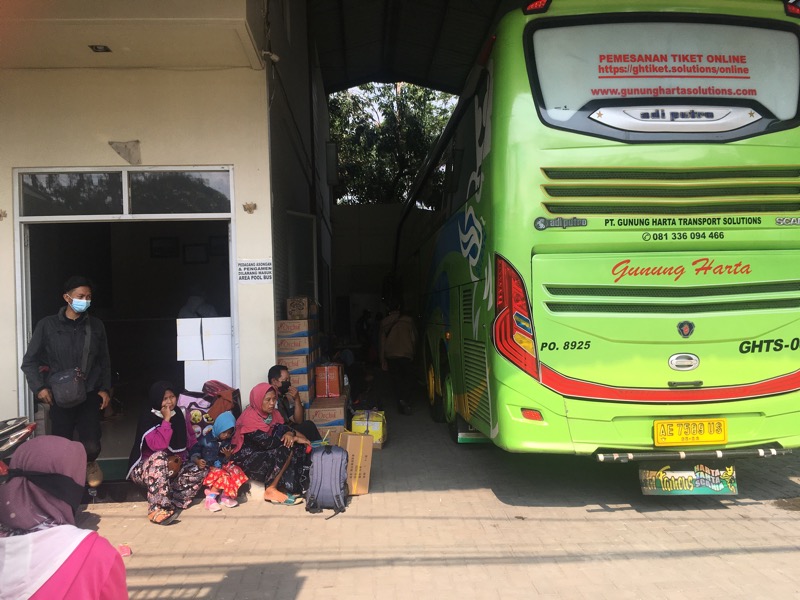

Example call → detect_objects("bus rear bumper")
491 377 800 455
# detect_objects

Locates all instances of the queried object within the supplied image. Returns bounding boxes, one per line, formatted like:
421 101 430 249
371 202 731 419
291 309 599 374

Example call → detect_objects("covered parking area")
0 1 523 476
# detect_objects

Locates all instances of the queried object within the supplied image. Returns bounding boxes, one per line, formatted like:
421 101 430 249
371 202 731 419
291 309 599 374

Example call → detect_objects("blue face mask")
69 296 91 313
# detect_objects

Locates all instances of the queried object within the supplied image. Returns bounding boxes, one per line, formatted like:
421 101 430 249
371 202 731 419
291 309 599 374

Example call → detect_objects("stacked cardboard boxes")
307 396 347 445
276 297 320 407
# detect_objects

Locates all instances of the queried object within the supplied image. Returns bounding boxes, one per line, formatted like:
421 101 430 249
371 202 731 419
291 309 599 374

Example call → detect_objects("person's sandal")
267 493 303 506
148 508 177 525
86 461 104 488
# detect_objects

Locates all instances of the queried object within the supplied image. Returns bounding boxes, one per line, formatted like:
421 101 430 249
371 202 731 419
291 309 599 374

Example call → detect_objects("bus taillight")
493 254 539 380
523 0 552 14
785 0 800 17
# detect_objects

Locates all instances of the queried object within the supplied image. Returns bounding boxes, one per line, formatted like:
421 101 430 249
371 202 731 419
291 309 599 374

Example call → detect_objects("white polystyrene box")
177 336 204 361
184 360 233 392
176 319 203 361
202 317 232 360
176 318 201 337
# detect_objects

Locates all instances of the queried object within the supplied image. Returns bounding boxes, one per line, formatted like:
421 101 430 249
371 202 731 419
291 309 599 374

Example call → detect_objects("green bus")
394 0 800 483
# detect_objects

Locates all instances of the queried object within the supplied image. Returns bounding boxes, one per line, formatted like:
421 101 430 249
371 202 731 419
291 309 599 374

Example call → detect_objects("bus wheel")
428 361 445 423
443 372 460 443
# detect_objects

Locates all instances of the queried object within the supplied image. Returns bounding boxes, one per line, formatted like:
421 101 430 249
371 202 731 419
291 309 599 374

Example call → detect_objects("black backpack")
305 445 348 518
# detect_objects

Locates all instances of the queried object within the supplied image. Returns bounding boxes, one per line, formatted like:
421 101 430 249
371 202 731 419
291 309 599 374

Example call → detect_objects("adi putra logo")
534 217 588 230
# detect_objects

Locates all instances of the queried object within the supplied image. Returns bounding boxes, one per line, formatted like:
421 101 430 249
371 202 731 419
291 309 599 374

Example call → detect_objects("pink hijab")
0 436 86 532
231 383 285 452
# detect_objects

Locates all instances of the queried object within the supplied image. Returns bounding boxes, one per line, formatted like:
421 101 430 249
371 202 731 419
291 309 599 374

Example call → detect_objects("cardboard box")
287 296 318 320
276 334 316 356
315 363 343 398
307 395 347 428
276 319 317 338
278 354 314 374
318 425 345 447
298 388 313 409
290 372 310 391
338 432 373 495
351 410 387 449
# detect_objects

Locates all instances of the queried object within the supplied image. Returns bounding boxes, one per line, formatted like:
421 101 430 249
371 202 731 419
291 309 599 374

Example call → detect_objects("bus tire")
448 413 470 445
442 371 461 444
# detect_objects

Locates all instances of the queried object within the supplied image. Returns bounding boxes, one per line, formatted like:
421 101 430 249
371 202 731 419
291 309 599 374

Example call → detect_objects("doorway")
25 220 231 475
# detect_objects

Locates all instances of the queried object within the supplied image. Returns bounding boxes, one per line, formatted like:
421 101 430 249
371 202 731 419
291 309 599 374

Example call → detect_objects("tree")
328 83 455 205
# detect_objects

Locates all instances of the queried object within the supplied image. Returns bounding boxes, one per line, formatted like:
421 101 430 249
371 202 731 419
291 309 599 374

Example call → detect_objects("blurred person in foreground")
0 435 128 599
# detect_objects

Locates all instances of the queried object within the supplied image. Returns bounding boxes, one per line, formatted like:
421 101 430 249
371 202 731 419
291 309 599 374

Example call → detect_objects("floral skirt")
203 463 249 497
130 451 207 512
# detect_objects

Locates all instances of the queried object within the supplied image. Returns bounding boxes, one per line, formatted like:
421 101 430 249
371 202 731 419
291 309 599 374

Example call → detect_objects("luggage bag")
305 445 348 517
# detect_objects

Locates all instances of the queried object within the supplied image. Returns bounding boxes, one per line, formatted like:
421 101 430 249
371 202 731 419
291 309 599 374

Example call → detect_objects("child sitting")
190 411 248 512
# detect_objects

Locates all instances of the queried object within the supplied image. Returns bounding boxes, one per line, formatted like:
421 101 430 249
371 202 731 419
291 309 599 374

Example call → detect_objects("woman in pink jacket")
0 435 128 599
126 381 207 524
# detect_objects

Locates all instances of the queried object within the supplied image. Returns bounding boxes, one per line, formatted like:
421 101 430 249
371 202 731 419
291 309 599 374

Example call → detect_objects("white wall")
0 66 275 418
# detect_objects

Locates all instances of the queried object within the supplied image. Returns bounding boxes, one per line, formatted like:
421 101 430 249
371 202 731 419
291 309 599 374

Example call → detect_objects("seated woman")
0 436 128 599
231 382 312 505
126 381 208 524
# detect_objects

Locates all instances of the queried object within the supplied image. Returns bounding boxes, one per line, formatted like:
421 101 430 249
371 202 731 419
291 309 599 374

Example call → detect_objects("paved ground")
80 403 800 600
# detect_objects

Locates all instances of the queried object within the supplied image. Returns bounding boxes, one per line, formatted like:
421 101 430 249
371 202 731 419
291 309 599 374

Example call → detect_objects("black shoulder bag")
49 318 92 408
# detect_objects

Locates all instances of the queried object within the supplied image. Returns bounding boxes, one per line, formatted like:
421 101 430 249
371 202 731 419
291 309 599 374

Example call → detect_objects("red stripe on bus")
539 364 800 403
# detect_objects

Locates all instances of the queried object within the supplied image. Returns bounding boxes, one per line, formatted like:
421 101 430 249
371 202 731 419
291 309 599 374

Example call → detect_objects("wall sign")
238 259 272 283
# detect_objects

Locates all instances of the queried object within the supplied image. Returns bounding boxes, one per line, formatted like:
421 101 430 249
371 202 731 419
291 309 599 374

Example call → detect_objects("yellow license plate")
653 418 727 447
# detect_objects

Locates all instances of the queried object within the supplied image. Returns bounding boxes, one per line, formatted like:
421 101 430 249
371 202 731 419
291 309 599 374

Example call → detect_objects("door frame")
14 166 239 419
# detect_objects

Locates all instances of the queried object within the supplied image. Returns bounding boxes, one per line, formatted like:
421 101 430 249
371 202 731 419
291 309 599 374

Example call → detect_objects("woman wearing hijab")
126 381 207 524
0 436 128 599
231 383 312 505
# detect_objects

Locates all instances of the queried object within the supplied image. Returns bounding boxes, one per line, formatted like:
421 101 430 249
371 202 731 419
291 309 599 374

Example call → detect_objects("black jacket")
20 307 112 394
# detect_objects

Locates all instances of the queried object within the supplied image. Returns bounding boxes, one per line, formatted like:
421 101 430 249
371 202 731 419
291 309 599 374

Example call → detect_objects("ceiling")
0 0 264 70
0 0 524 95
307 0 525 95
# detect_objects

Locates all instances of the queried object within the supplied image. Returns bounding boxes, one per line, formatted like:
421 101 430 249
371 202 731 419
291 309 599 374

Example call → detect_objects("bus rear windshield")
529 20 800 139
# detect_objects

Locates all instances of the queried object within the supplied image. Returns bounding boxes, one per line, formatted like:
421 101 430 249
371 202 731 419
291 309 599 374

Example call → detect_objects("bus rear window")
528 20 800 141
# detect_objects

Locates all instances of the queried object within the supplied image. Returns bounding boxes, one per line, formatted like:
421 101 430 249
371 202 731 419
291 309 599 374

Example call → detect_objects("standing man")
379 299 417 415
21 275 112 487
268 364 321 441
354 309 372 361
